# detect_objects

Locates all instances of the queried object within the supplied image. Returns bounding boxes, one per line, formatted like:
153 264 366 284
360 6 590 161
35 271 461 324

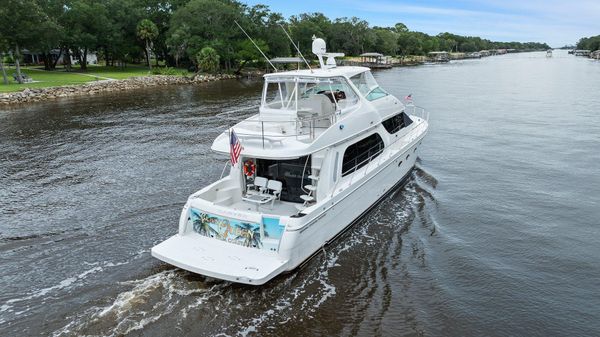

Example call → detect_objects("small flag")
229 129 243 165
404 94 413 101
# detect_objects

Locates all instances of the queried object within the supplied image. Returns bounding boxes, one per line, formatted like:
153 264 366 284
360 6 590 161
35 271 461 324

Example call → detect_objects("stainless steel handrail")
219 107 342 148
405 104 429 121
218 103 428 151
220 160 231 179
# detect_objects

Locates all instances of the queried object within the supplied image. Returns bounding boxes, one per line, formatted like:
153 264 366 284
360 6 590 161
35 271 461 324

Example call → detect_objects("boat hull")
151 128 425 285
280 135 423 273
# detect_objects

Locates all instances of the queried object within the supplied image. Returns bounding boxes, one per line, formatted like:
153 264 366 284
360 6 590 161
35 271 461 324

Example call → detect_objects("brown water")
1 50 599 336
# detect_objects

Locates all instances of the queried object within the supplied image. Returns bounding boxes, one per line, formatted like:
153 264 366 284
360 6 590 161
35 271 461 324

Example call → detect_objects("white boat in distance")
152 38 429 285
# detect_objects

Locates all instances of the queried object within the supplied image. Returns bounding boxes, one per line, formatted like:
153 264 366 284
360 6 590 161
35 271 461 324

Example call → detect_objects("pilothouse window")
342 133 385 177
382 112 413 134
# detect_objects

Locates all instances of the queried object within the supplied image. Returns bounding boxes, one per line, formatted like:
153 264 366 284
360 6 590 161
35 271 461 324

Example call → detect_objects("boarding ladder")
297 151 325 211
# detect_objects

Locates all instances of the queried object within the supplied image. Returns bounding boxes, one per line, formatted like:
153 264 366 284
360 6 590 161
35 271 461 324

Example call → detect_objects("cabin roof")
270 57 304 63
360 52 384 57
263 66 369 79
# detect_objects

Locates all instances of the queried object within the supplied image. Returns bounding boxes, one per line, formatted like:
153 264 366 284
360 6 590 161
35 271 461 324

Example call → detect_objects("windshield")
263 77 297 110
349 71 389 101
262 76 359 113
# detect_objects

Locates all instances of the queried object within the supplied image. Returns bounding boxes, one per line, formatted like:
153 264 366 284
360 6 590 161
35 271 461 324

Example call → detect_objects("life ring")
243 160 256 177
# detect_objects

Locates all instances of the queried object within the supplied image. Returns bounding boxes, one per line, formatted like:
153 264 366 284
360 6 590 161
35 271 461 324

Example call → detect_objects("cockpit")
260 76 360 121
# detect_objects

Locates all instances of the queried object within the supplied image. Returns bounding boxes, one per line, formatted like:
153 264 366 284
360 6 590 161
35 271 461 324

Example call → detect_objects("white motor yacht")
152 38 429 285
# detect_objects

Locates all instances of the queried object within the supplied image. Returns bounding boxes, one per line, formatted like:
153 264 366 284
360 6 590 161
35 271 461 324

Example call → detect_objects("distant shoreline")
0 50 553 106
0 74 238 106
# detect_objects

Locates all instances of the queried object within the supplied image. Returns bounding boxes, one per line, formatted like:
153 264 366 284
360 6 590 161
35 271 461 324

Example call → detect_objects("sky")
241 0 600 47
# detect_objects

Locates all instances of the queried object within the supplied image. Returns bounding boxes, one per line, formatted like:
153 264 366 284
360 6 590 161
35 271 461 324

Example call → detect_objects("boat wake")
0 250 147 327
52 269 228 337
48 167 439 337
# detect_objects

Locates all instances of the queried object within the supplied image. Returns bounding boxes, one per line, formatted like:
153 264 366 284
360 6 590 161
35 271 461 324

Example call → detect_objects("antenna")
234 21 277 72
278 24 312 72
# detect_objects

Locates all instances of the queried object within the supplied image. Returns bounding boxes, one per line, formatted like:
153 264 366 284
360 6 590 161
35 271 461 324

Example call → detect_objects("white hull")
152 46 429 285
152 118 426 285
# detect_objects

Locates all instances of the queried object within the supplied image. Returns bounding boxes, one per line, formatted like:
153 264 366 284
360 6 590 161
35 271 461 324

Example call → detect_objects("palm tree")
196 47 220 73
136 19 158 70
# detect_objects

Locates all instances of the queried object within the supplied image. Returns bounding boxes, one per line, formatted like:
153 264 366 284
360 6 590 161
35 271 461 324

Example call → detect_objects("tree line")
1 0 551 78
576 35 600 51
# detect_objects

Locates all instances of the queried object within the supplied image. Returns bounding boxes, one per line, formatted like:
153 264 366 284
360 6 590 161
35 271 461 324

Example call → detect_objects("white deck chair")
267 180 283 209
248 176 268 195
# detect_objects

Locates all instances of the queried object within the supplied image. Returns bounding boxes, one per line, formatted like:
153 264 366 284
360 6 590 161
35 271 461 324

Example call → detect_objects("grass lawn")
0 64 185 93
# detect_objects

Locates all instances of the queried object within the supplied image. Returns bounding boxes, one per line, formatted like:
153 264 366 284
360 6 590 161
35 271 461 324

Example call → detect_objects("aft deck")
229 199 300 216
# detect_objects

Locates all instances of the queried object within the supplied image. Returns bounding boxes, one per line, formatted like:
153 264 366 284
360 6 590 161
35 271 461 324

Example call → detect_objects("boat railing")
219 106 341 148
220 160 231 179
405 104 429 121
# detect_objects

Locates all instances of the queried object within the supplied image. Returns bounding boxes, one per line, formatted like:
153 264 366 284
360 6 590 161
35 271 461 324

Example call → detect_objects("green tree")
0 0 47 82
394 23 409 33
137 19 159 70
577 35 600 51
0 40 8 84
196 46 220 73
373 28 398 55
289 13 331 55
235 39 269 73
166 26 190 68
61 0 110 70
168 0 245 71
244 4 290 58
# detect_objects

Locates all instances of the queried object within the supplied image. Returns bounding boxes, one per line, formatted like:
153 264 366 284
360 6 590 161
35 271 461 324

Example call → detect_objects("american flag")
229 129 243 165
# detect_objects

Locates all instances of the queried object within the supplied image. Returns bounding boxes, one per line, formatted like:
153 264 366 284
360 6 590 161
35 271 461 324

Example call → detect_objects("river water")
1 50 599 336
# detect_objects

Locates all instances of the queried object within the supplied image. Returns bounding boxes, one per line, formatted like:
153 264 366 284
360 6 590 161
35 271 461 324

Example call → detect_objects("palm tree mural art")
192 211 219 239
235 222 265 248
189 208 267 248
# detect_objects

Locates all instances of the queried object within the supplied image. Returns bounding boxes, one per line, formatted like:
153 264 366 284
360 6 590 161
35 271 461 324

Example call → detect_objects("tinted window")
382 112 413 134
342 133 384 176
256 156 311 203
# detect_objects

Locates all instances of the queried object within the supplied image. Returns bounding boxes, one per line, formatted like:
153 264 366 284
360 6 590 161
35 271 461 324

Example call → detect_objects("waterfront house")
427 51 449 63
21 49 98 66
358 53 392 68
574 50 591 56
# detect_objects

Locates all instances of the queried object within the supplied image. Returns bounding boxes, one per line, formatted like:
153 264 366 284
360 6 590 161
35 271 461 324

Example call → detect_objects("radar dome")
312 38 326 55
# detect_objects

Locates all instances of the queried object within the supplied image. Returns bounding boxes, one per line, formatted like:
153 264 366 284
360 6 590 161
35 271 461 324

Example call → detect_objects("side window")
341 133 384 176
382 112 413 134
